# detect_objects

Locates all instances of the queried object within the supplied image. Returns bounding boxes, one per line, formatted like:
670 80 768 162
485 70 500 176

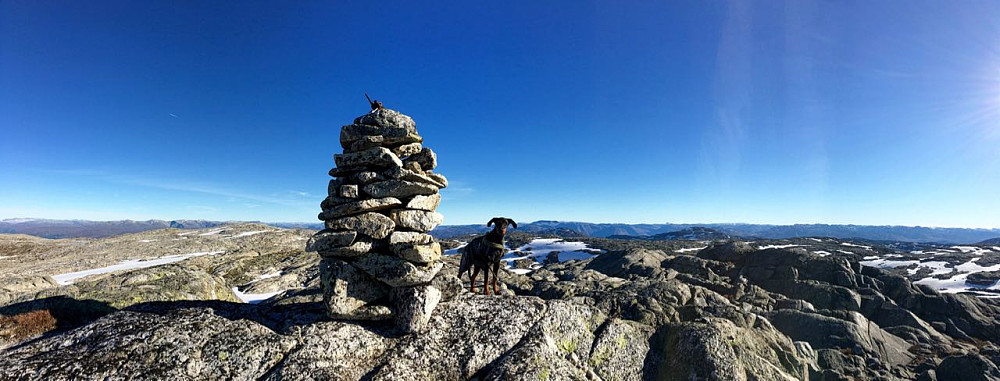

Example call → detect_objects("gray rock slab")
404 194 441 211
319 197 402 220
391 242 442 264
362 180 438 199
388 231 436 245
389 209 444 232
306 230 357 252
392 142 422 157
334 147 403 169
403 147 437 171
340 124 421 148
353 108 416 130
324 212 395 239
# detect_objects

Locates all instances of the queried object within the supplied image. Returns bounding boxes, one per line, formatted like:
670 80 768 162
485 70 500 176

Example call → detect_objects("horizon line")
2 217 998 231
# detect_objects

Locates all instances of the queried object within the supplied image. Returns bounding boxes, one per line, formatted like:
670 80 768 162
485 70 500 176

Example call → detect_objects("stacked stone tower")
306 107 448 333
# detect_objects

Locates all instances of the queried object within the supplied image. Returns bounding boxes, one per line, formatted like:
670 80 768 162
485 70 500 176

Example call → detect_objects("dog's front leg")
482 268 492 296
492 262 501 295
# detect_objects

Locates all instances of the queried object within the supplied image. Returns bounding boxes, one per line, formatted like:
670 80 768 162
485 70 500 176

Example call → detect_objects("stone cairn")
306 107 449 333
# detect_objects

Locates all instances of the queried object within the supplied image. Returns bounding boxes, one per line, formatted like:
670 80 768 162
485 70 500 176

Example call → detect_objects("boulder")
425 171 448 188
391 142 422 157
353 108 416 130
585 248 671 278
347 135 384 152
323 212 395 240
315 237 376 259
338 184 358 198
388 231 435 245
389 209 444 232
340 124 421 148
334 147 403 169
589 319 655 381
936 354 1000 381
404 147 437 171
361 180 438 199
318 197 402 220
431 272 463 302
391 242 442 264
382 167 447 188
404 194 441 211
305 230 357 252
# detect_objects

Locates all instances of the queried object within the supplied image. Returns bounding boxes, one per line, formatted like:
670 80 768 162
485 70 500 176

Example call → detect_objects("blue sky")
1 1 998 227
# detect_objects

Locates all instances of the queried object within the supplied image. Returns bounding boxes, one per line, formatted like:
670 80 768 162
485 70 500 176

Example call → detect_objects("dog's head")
487 217 517 236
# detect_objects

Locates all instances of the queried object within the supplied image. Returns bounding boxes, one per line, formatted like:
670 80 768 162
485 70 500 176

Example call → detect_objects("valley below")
3 224 1000 380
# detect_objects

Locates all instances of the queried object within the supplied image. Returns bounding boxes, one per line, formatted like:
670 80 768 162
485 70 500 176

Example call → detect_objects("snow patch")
258 271 282 280
840 242 872 250
231 287 283 304
757 244 800 250
51 251 225 285
913 257 1000 294
952 246 993 256
860 258 919 269
443 242 467 256
198 229 225 236
231 230 268 238
139 239 156 243
675 246 708 253
813 251 831 257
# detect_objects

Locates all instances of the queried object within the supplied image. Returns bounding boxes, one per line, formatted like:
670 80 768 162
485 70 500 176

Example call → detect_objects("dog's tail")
457 245 470 278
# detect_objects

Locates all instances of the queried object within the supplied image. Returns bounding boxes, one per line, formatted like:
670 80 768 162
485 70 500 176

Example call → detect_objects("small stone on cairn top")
306 106 449 333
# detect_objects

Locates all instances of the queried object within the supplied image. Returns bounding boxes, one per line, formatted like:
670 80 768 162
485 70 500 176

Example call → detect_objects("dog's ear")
487 217 500 227
507 219 517 229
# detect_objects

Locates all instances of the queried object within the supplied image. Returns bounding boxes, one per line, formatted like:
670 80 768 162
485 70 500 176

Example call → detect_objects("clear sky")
1 1 998 227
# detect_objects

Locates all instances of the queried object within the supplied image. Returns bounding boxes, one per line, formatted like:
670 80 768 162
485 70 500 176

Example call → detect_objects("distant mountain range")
431 220 1000 244
609 227 733 241
0 219 323 239
979 237 1000 245
2 218 998 244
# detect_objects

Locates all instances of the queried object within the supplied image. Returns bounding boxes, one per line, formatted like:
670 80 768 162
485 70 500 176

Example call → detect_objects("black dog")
458 217 516 295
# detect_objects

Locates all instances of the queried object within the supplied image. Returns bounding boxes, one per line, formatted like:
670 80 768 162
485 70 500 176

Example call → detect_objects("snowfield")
52 251 225 285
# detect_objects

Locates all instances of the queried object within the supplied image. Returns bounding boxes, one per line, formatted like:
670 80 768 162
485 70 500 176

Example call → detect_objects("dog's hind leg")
470 266 480 294
482 267 492 296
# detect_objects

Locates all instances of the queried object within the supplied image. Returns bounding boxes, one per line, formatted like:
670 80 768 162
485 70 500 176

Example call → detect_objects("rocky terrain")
0 224 317 314
3 226 1000 379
